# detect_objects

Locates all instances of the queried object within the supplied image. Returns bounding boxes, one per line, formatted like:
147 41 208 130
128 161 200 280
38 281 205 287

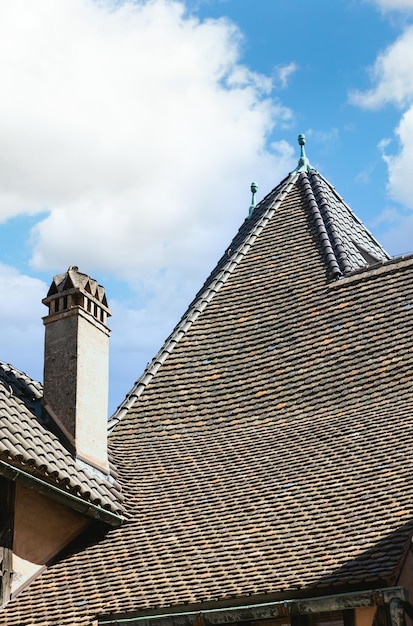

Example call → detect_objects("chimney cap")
42 267 111 315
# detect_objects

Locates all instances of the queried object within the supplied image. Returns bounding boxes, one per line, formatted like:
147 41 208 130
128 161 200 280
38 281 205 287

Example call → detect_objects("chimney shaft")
42 267 111 472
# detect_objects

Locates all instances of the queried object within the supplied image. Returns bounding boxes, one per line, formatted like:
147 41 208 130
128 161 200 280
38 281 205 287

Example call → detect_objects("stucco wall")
12 483 90 595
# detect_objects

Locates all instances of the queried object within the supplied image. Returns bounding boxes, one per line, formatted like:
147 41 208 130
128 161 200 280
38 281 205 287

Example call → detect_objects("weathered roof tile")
0 362 124 521
3 167 413 625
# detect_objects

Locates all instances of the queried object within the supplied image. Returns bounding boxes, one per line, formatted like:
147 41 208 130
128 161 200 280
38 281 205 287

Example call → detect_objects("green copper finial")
294 133 312 172
248 182 258 218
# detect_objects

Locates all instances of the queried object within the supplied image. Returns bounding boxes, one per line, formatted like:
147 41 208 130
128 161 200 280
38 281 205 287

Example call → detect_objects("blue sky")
1 0 413 413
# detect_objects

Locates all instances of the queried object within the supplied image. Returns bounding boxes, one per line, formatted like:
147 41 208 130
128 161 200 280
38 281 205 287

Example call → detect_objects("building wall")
12 483 90 596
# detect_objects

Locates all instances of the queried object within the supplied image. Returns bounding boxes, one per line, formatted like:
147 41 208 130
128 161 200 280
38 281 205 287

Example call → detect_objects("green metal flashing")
0 459 124 527
294 133 312 172
248 182 258 218
98 586 409 625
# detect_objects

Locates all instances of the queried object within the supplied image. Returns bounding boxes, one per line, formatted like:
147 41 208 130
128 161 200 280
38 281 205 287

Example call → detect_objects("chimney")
42 266 111 473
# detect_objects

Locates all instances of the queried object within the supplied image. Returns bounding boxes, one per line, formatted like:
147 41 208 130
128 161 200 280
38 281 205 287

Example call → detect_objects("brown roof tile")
2 169 413 625
0 362 124 520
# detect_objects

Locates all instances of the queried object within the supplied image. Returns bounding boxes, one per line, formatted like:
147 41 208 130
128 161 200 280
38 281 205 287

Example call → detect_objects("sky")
1 0 413 414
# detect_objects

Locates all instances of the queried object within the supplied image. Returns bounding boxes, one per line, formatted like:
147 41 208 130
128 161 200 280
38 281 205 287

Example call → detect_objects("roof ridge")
308 170 353 275
108 171 300 429
316 172 391 260
299 171 342 279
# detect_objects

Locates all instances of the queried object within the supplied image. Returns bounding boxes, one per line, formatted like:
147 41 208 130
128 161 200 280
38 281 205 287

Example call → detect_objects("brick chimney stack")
42 267 111 472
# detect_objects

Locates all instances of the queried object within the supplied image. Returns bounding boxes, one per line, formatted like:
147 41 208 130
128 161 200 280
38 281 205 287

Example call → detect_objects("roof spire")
248 182 258 218
295 133 312 172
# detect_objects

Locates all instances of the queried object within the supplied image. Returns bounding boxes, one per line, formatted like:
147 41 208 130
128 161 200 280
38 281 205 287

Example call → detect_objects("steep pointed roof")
3 138 413 626
110 145 389 427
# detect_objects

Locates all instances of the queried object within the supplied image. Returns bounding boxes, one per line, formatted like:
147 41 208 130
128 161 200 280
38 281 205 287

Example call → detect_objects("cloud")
377 210 413 255
379 108 413 208
0 0 299 411
273 62 297 89
351 22 413 219
366 0 413 11
108 274 192 412
350 26 413 109
0 0 294 287
0 264 46 380
305 128 339 148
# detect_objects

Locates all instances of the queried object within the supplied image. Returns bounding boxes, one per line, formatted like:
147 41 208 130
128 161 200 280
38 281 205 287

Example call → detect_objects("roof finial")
295 133 312 172
248 182 258 218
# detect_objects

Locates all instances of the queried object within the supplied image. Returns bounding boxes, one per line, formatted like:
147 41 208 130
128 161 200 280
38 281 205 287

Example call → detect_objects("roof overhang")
0 459 124 527
98 586 409 626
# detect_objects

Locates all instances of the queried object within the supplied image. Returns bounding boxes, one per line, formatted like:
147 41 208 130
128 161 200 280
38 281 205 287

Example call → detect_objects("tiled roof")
307 171 389 272
0 362 124 521
109 169 389 427
3 167 413 625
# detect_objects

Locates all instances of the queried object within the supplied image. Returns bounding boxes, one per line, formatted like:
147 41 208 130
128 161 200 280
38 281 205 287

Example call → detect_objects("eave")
0 459 124 527
99 587 409 626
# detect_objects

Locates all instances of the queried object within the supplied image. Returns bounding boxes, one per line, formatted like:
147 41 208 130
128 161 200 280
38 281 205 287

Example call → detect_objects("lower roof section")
0 362 124 522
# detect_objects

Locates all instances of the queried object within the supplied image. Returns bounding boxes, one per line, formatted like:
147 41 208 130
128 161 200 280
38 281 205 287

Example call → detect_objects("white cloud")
351 22 413 222
350 27 413 109
366 0 413 11
377 211 413 255
273 62 297 89
305 128 339 147
0 0 294 287
379 108 413 208
369 206 401 227
0 0 298 411
108 274 192 411
0 264 46 380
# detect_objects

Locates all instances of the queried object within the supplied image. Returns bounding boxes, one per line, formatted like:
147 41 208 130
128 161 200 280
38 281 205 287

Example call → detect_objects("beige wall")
43 306 110 472
12 483 90 595
75 311 110 470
